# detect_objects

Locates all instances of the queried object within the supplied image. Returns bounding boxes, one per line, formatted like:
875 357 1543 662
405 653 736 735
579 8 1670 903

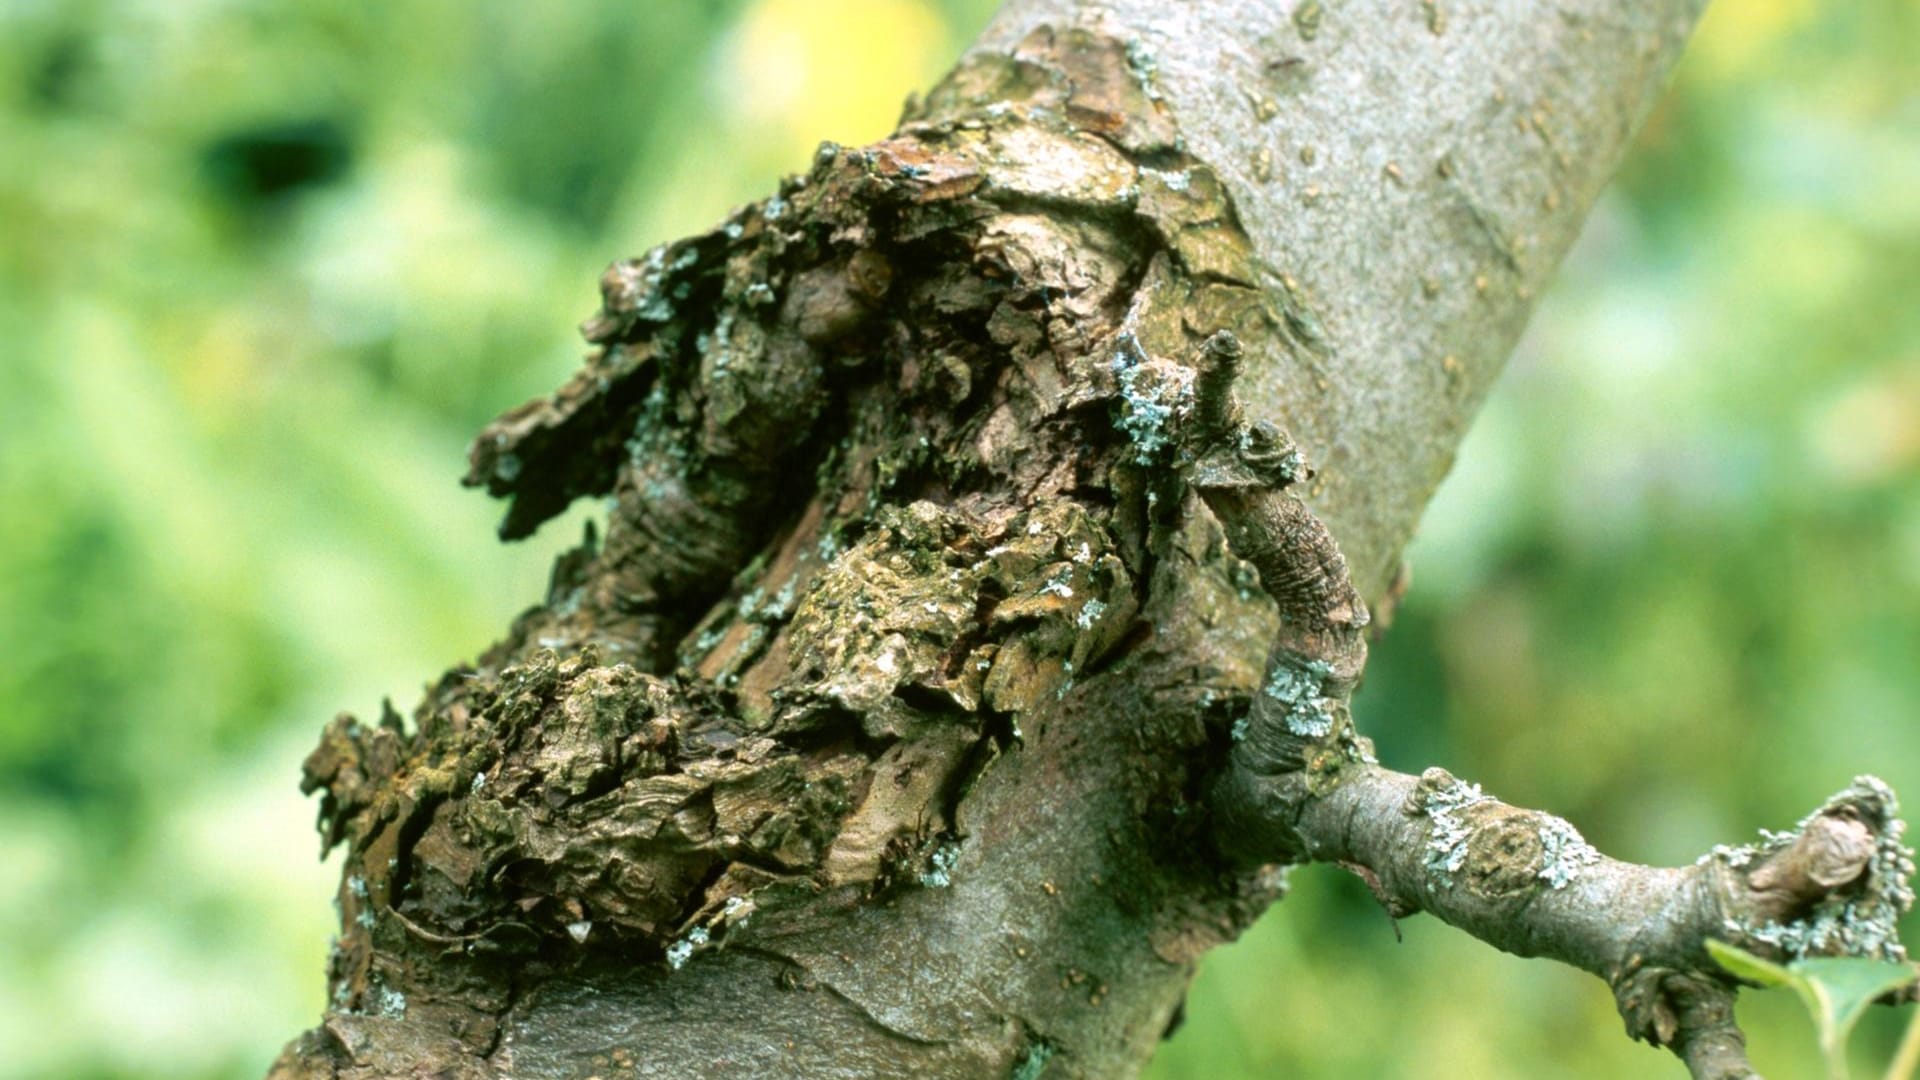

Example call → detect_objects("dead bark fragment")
280 26 1300 1078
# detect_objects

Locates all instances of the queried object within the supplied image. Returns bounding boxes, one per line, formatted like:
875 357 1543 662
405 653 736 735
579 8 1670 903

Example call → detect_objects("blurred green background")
0 0 1913 1077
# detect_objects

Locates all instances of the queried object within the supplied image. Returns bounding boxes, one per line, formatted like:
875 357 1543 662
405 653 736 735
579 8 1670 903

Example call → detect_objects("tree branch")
1294 766 1904 1078
274 1 1885 1075
1179 339 1916 1078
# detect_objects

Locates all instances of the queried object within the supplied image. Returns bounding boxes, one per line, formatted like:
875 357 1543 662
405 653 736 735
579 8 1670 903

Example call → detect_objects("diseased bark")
273 2 1913 1079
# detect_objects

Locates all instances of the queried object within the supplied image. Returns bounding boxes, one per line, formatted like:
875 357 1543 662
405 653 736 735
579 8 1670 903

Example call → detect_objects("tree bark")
272 2 1913 1078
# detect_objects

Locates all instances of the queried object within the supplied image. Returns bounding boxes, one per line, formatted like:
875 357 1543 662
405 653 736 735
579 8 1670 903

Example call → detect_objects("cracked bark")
272 1 1914 1078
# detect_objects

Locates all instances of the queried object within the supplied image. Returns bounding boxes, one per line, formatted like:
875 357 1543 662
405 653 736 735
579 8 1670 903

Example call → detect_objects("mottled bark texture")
274 3 1912 1079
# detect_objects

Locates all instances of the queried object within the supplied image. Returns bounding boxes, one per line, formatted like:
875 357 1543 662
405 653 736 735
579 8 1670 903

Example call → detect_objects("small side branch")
1176 332 1916 1080
1294 766 1904 1078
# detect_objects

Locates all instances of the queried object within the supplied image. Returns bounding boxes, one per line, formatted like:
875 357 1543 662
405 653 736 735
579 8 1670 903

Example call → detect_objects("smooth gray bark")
980 0 1703 601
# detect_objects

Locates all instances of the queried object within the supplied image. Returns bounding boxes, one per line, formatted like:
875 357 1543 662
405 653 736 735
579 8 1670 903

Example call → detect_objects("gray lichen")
1011 1039 1056 1080
1417 777 1491 889
666 925 711 972
628 247 675 319
1109 335 1195 465
1263 658 1334 737
372 985 407 1020
1720 775 1915 962
1695 843 1756 868
920 841 962 889
1535 817 1600 889
1075 598 1107 630
1141 166 1190 192
1265 442 1305 484
1123 37 1162 103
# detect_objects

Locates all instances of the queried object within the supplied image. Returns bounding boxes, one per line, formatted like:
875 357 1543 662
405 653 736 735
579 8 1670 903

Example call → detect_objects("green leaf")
1794 958 1920 1060
1709 941 1919 1080
1707 938 1796 988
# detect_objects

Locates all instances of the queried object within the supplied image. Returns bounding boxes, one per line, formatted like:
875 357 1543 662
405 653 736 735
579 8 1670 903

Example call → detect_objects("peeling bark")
273 2 1912 1079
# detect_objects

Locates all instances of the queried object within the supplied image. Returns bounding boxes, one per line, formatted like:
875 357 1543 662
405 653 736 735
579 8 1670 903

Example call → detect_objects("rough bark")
272 2 1912 1079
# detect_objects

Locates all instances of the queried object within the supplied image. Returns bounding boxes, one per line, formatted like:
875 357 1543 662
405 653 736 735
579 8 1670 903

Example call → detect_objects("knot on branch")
1706 775 1914 964
1185 330 1309 493
1181 326 1378 865
1158 327 1366 644
1611 960 1755 1079
1610 959 1690 1046
1748 813 1874 901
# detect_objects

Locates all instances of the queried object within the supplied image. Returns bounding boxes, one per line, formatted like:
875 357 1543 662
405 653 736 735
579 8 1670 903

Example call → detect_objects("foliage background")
0 0 1914 1076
